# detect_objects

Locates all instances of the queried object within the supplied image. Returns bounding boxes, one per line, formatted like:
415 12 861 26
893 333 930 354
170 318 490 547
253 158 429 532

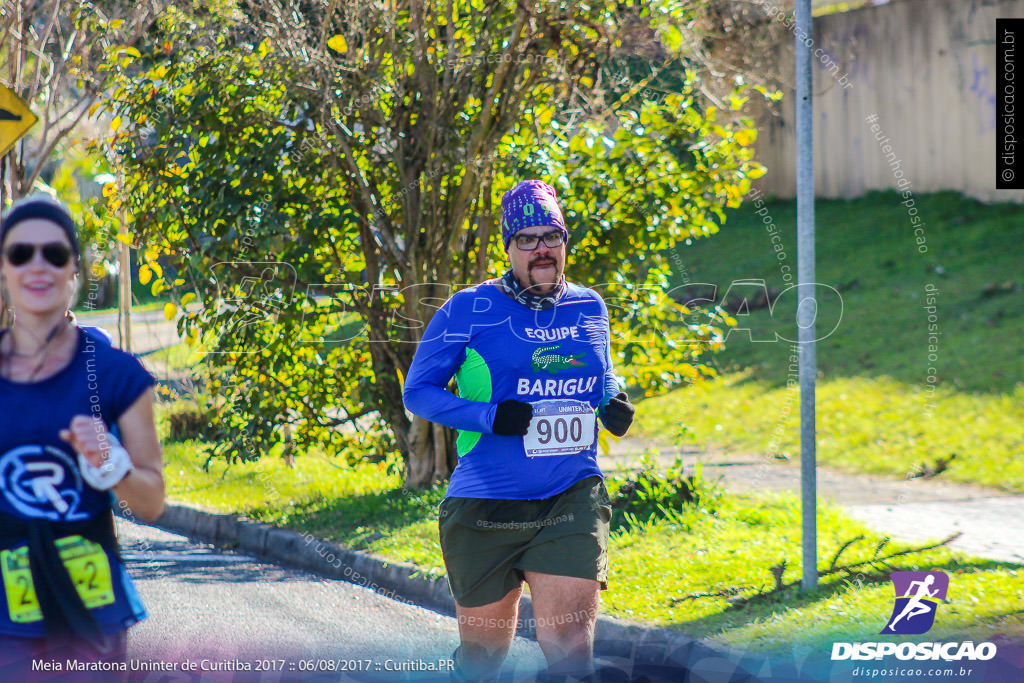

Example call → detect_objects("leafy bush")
165 402 215 442
611 452 722 531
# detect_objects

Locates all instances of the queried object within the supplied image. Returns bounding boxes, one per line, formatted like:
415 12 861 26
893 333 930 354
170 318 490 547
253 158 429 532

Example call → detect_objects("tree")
0 0 163 326
111 0 768 487
0 0 161 202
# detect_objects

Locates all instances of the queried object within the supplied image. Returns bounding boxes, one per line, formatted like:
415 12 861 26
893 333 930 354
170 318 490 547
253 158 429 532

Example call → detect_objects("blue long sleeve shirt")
403 280 620 499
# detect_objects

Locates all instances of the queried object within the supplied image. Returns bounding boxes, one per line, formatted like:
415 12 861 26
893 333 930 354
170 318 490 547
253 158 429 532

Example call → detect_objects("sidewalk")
599 437 1024 565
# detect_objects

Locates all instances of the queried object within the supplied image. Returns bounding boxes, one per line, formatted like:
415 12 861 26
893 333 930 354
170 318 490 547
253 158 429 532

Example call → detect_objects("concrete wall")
753 0 1024 202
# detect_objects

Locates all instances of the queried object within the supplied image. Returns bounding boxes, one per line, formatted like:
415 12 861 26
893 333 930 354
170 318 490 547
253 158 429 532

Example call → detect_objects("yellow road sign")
0 86 39 158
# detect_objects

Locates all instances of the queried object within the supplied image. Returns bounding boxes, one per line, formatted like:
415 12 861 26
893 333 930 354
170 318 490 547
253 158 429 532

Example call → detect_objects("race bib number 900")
523 399 597 457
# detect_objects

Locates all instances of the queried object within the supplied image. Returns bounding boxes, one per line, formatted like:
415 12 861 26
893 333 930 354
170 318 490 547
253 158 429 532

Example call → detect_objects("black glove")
492 400 534 436
600 391 634 437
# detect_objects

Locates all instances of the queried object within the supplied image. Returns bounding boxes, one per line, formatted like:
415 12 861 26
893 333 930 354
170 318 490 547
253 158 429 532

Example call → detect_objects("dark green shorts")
438 476 612 608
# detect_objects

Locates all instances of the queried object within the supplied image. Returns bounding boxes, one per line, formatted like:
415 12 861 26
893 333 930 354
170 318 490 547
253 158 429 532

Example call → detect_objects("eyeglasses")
512 230 565 251
4 242 73 268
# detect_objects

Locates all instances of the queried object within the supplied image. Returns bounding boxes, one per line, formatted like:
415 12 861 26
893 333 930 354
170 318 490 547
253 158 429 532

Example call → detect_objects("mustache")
529 257 557 267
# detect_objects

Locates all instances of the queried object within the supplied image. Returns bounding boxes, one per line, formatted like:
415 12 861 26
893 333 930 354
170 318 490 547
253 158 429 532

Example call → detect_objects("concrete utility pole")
795 0 818 592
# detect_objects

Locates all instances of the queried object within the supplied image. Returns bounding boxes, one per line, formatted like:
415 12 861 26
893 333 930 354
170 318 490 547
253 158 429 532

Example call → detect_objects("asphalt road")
118 518 549 682
76 308 181 357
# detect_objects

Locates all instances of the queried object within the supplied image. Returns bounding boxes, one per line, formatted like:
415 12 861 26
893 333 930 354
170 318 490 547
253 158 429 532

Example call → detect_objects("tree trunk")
366 327 456 489
403 415 456 488
389 284 460 489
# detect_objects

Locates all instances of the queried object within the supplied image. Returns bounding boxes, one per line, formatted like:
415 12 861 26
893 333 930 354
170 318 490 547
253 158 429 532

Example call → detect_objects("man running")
886 574 938 632
403 180 634 681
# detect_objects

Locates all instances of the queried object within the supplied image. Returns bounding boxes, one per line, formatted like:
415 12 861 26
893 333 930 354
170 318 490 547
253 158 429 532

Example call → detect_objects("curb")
146 503 784 680
151 503 457 616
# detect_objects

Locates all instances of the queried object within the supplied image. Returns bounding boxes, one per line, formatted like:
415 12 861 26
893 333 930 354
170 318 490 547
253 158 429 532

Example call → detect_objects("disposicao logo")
830 570 998 662
882 570 948 635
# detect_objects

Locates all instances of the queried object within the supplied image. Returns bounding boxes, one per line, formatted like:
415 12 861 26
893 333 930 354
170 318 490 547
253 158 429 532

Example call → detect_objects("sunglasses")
512 230 565 251
4 242 74 268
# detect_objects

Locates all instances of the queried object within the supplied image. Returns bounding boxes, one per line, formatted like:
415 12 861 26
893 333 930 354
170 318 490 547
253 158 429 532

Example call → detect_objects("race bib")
523 399 597 457
1 535 115 623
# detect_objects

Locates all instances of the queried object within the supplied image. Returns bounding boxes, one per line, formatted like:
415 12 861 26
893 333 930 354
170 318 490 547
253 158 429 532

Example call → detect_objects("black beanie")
0 194 80 262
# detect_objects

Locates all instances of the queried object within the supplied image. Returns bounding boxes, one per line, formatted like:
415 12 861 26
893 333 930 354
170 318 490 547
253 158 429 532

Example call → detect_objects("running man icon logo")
881 570 949 635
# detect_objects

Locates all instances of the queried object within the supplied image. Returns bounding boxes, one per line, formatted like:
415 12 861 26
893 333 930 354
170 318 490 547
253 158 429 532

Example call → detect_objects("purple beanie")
500 180 567 250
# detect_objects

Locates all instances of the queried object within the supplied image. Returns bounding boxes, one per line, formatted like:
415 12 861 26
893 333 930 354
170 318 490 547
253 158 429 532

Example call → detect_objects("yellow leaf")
111 116 122 132
745 162 767 179
734 129 756 146
116 232 133 245
164 303 177 321
328 34 348 53
138 264 152 285
181 292 196 306
149 261 163 279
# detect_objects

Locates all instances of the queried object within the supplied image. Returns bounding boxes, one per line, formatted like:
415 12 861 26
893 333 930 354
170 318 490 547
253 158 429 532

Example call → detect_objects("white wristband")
78 432 134 491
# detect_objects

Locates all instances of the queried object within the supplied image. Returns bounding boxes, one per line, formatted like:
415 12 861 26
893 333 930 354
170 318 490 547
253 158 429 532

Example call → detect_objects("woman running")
0 195 165 679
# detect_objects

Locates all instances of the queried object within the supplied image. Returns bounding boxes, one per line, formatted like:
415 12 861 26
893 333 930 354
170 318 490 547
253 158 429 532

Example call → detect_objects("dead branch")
672 533 964 611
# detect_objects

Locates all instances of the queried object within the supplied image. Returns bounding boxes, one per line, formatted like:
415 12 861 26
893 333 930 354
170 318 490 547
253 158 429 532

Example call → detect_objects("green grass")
603 492 1022 651
74 300 167 317
636 371 1024 490
716 567 1024 654
643 191 1024 489
160 438 1024 651
145 342 207 372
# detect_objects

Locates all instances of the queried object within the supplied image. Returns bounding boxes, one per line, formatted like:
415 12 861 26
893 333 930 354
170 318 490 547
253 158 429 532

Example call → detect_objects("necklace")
0 321 72 382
